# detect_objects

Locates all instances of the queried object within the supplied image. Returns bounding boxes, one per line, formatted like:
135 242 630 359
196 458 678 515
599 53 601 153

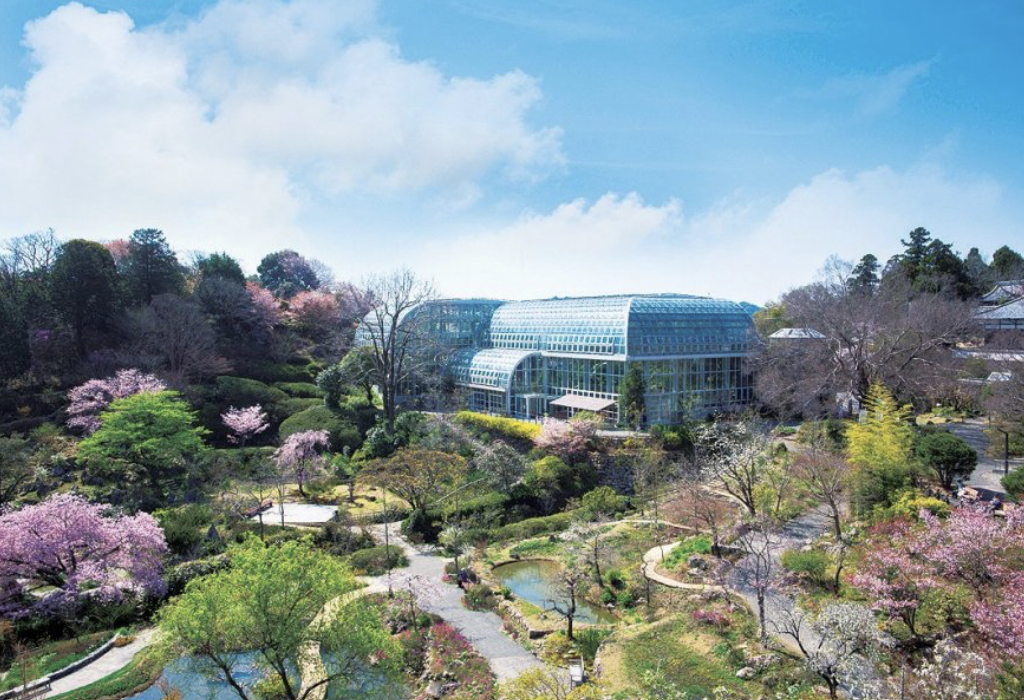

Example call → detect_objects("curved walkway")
42 629 156 699
640 540 725 593
363 523 544 683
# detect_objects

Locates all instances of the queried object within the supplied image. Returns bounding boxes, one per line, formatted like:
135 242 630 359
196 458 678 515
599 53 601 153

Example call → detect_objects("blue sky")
1 0 1022 303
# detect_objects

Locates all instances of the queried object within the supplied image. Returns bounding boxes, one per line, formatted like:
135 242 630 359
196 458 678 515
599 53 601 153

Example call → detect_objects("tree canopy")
158 537 399 700
124 228 185 305
77 390 208 511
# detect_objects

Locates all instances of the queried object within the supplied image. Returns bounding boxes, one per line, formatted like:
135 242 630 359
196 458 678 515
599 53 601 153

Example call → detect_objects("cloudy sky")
1 0 1022 304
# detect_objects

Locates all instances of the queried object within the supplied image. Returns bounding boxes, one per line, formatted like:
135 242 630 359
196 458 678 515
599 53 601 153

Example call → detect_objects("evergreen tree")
77 391 208 511
197 252 245 286
51 239 120 356
124 228 184 305
849 254 880 293
846 383 919 514
0 296 30 381
619 364 646 429
898 226 933 281
964 247 990 289
991 245 1024 280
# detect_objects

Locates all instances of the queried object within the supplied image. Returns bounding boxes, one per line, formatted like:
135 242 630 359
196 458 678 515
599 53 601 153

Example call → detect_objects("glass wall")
360 294 758 425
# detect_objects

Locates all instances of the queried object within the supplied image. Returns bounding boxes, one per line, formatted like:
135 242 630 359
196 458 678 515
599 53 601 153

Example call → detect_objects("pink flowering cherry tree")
534 416 598 463
851 506 1024 656
66 368 166 434
221 404 269 447
849 519 939 639
273 429 330 499
0 494 167 618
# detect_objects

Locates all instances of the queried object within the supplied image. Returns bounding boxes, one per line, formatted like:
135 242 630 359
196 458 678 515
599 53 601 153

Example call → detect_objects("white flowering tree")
774 602 889 699
856 639 996 700
693 418 774 518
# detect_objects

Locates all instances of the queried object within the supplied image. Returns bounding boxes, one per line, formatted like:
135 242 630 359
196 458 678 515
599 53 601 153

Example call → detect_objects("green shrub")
1003 468 1024 502
215 376 289 409
580 486 626 518
850 461 922 516
273 382 322 398
780 549 830 585
649 423 695 454
915 428 978 488
877 490 951 521
796 418 849 452
235 360 316 384
165 554 230 596
154 504 213 557
280 397 323 416
616 590 636 608
575 628 612 664
279 405 361 452
488 509 580 542
464 584 497 611
347 545 409 576
454 411 541 441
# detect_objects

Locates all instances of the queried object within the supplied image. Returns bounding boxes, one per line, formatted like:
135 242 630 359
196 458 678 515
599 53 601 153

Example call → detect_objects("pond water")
492 559 618 625
125 652 406 700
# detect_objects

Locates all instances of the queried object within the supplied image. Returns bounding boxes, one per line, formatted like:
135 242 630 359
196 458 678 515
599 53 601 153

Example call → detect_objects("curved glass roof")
448 347 540 390
489 294 754 357
627 296 754 356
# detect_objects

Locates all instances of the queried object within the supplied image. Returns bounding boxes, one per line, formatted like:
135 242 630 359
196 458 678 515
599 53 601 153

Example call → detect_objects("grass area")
507 537 561 559
604 615 742 697
49 649 162 700
661 535 713 572
0 631 113 692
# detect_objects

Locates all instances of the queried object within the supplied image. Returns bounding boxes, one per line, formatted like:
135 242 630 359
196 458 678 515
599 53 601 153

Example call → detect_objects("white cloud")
420 164 1023 303
816 59 933 116
0 0 562 257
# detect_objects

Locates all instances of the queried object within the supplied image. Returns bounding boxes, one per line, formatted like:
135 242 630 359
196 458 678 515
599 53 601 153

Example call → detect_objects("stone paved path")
364 523 544 683
945 418 1020 496
43 629 156 698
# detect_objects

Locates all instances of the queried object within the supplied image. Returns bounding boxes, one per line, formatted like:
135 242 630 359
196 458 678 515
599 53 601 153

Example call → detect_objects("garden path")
364 523 545 683
42 628 156 699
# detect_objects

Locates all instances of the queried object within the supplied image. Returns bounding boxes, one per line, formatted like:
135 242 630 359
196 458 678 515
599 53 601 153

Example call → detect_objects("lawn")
602 615 742 698
0 631 114 692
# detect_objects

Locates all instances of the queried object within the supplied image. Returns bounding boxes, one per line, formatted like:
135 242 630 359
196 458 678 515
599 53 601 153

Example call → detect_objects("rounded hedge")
347 545 409 576
278 405 361 453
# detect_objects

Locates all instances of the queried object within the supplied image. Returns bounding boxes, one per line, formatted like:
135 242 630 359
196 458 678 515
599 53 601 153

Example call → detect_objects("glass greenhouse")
360 294 757 426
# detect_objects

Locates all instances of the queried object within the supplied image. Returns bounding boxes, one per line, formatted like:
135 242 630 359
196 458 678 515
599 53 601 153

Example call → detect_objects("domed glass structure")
359 293 757 426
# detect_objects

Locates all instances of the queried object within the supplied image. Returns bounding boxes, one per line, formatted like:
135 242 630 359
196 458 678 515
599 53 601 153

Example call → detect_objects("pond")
124 652 407 700
492 559 618 625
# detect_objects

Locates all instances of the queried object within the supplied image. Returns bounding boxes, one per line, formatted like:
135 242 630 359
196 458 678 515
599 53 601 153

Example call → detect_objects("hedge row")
486 508 581 542
453 411 541 441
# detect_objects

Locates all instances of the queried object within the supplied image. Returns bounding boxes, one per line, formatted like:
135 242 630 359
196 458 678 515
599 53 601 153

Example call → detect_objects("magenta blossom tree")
851 506 1024 655
66 368 166 434
0 494 167 618
534 417 597 464
221 404 269 447
273 429 330 498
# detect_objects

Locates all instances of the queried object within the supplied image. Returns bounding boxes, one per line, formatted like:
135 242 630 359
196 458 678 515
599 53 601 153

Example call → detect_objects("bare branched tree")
753 257 977 417
358 270 436 432
794 446 849 540
734 514 779 647
127 293 231 381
